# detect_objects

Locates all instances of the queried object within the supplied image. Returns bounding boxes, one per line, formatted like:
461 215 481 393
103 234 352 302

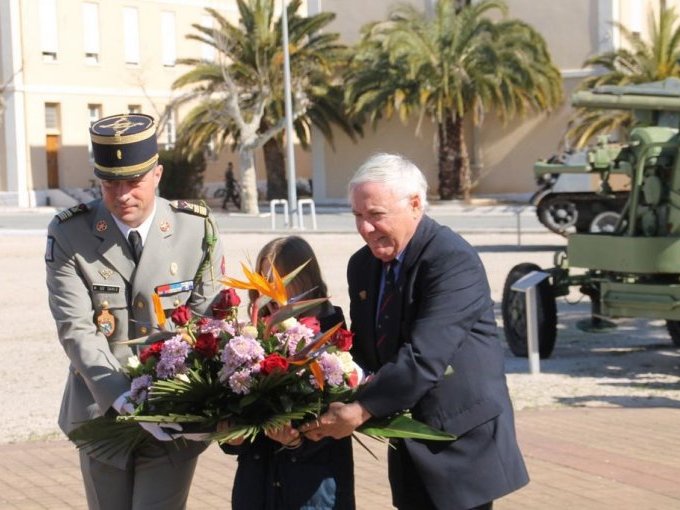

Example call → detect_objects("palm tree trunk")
238 150 259 214
438 113 471 201
437 115 457 200
263 137 287 200
453 115 472 201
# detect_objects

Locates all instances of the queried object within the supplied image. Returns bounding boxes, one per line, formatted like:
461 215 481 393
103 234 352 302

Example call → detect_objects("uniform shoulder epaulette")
170 200 209 218
56 203 90 223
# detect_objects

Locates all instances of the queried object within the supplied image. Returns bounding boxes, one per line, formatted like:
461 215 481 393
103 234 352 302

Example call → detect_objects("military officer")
45 113 225 510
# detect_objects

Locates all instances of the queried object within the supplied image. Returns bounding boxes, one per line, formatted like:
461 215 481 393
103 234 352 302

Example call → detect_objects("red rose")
140 341 164 364
212 288 241 319
222 288 241 307
298 316 321 334
333 328 354 351
171 305 192 326
194 333 218 358
259 354 289 375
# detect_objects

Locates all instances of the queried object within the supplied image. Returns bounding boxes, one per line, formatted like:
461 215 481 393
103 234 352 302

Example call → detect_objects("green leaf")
358 414 456 441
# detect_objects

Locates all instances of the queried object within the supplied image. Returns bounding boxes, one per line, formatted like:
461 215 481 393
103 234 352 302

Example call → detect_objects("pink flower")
298 316 321 335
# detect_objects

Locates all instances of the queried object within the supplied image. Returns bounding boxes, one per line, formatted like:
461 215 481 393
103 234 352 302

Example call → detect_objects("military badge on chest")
97 306 115 337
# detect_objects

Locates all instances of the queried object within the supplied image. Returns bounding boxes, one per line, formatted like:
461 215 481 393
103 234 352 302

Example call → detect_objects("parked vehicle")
503 78 680 358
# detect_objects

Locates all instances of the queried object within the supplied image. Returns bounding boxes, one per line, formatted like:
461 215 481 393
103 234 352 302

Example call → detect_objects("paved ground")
1 204 679 509
2 408 679 510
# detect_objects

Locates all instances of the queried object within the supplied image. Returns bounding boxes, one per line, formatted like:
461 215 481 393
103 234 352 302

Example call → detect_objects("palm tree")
567 2 680 148
173 0 358 212
346 0 562 200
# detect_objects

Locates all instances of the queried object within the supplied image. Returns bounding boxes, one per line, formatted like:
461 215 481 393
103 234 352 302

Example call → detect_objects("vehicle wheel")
537 198 578 234
666 320 680 347
589 211 621 233
502 263 557 359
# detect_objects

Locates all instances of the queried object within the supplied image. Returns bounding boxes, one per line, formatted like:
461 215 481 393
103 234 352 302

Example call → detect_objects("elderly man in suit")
45 113 225 510
301 153 529 509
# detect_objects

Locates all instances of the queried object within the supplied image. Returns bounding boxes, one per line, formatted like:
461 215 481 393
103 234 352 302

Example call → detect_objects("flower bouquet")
69 261 455 458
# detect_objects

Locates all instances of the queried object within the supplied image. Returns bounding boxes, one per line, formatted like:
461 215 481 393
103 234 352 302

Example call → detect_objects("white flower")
336 351 355 374
242 325 259 338
280 317 298 331
126 355 141 370
176 373 190 383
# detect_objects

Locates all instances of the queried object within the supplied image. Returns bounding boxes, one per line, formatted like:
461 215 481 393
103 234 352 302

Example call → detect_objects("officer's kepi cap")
90 113 159 180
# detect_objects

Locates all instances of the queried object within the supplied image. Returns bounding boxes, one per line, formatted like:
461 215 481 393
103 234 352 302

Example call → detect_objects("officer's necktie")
375 261 401 359
128 230 143 264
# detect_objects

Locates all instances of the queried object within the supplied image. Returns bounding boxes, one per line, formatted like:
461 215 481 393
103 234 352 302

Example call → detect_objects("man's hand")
139 422 182 441
300 402 372 441
112 391 182 441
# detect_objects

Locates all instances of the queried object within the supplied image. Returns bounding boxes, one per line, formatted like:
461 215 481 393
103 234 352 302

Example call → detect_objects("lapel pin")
170 262 178 275
359 290 367 301
99 267 114 279
160 221 171 233
96 220 108 232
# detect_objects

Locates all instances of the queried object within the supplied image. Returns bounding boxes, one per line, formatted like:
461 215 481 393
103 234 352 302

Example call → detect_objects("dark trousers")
390 442 493 510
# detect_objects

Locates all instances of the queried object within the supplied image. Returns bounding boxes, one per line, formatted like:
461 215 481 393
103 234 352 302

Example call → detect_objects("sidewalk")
1 407 678 509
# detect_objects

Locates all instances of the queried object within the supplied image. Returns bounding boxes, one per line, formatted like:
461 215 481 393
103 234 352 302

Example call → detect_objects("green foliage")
568 3 680 148
345 0 562 199
172 0 360 198
158 148 206 200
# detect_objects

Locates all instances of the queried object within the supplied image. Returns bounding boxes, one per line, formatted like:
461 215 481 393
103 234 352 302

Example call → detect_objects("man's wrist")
352 402 373 427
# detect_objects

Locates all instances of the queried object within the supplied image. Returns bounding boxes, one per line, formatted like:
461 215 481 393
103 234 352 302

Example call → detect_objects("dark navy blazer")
348 215 529 509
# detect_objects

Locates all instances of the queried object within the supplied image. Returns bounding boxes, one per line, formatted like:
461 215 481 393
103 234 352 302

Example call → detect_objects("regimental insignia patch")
170 200 208 218
56 204 89 223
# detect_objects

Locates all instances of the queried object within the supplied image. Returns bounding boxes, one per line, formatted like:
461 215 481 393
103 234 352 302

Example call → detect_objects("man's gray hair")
348 153 429 208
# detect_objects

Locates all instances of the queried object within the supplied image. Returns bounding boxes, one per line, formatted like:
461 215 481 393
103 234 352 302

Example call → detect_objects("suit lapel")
93 203 135 283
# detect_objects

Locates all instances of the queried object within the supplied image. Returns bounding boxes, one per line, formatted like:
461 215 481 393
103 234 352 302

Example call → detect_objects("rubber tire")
666 320 680 347
537 198 578 234
589 211 621 233
502 263 558 359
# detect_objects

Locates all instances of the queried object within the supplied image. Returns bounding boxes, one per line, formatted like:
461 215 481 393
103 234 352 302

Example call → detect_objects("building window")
45 103 61 132
161 11 176 67
82 2 100 64
87 104 102 161
164 110 176 150
201 15 215 61
123 7 140 65
128 104 142 114
39 0 59 62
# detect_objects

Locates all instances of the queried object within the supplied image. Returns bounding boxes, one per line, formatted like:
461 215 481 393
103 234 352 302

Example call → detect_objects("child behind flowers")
221 236 355 510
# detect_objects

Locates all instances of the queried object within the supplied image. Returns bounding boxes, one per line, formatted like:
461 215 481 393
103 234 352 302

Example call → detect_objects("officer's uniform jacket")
45 197 225 468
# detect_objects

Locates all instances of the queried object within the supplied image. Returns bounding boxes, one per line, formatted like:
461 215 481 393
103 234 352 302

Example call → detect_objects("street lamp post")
281 0 298 227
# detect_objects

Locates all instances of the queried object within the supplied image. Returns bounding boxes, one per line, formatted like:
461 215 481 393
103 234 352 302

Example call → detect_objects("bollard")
514 206 524 246
270 199 289 230
297 198 317 230
510 270 549 374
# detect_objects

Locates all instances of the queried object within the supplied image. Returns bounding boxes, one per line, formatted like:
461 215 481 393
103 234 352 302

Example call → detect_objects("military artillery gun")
503 78 680 359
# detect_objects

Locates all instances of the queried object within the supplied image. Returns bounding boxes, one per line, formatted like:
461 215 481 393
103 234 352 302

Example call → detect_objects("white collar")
111 201 157 246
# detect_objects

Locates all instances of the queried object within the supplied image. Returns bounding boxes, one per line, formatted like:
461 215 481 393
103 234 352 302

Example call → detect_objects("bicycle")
214 181 242 210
